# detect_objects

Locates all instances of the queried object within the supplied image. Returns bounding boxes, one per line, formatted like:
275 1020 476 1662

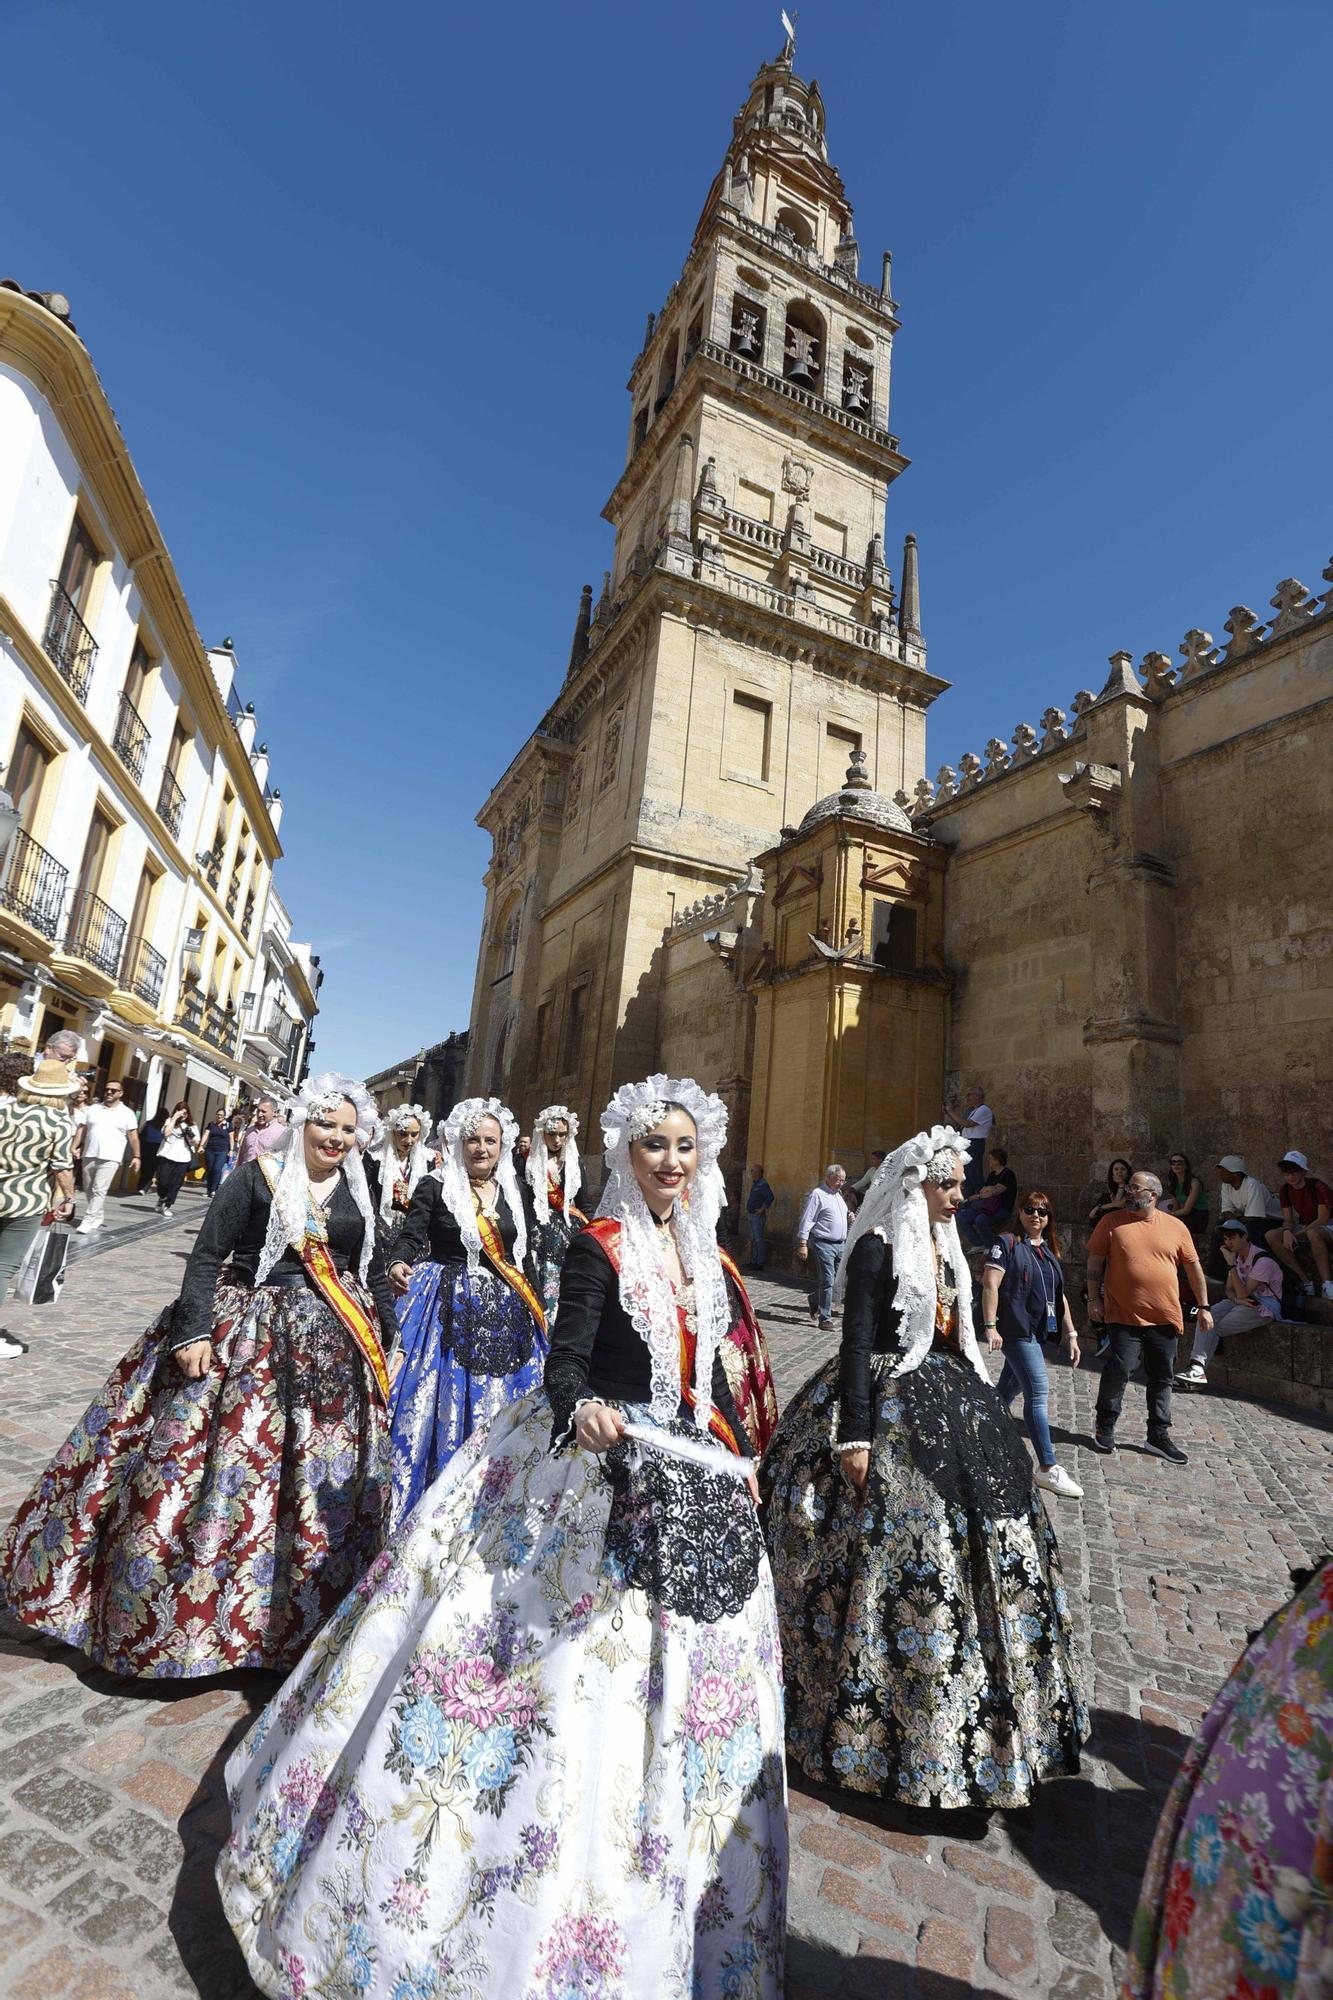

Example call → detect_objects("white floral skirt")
216 1390 788 2000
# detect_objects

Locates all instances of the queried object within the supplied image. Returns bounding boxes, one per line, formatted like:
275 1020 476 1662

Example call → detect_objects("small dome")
795 749 913 837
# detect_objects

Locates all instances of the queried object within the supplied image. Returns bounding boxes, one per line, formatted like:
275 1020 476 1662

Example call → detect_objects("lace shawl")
433 1095 525 1278
526 1105 582 1226
254 1072 380 1287
834 1123 987 1383
595 1074 730 1430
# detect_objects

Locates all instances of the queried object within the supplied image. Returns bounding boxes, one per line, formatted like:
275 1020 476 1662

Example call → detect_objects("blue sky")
4 0 1330 1079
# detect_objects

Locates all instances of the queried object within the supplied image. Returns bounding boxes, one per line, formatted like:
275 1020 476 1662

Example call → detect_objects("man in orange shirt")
1087 1170 1212 1465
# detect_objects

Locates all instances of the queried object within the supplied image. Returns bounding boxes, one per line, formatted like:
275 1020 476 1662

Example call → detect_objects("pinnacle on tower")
566 583 593 678
900 533 922 641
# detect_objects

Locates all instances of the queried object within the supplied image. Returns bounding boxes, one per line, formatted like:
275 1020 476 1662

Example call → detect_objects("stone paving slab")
0 1235 1328 1996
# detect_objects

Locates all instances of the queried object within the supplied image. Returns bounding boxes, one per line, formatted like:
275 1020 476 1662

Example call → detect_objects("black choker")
649 1207 673 1228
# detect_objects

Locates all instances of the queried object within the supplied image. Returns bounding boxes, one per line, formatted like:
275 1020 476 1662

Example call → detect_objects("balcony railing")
242 889 256 935
120 933 166 1007
202 1000 238 1054
43 582 98 701
112 689 150 783
176 986 203 1036
225 873 241 916
0 828 69 939
157 767 185 838
66 889 128 979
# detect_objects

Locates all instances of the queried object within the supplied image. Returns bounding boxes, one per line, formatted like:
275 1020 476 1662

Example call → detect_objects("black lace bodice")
838 1231 905 1443
392 1175 531 1270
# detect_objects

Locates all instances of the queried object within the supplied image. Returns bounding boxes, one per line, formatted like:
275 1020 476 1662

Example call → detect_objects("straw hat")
16 1057 78 1101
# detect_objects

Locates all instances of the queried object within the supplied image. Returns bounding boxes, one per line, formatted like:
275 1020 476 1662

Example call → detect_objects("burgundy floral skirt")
0 1281 391 1679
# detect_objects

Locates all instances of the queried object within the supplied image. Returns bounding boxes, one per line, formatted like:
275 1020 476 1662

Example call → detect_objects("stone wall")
922 561 1333 1243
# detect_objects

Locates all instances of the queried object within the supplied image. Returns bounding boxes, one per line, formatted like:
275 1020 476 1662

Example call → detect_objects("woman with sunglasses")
980 1190 1083 1499
1161 1150 1208 1242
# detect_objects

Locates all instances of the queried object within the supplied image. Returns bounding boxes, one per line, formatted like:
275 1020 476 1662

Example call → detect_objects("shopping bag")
13 1215 71 1305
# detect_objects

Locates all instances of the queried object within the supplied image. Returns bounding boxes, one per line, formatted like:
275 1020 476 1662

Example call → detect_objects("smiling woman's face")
303 1098 358 1174
463 1116 503 1179
630 1108 697 1209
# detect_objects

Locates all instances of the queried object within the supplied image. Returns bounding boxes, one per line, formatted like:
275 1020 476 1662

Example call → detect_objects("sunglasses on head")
1021 1203 1049 1215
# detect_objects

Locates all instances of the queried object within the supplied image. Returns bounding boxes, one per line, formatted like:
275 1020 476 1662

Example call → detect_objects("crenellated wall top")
916 557 1333 822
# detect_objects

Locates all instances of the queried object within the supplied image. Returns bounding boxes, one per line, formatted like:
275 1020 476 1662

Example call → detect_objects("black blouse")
170 1158 397 1353
391 1175 534 1275
544 1228 752 1456
838 1231 906 1444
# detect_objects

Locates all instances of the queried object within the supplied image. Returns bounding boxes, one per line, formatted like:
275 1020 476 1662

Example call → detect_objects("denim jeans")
996 1330 1054 1467
957 1198 1003 1250
808 1237 841 1320
746 1212 767 1268
0 1214 43 1304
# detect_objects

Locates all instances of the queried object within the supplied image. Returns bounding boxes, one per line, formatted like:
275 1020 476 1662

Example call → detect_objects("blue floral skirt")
387 1258 546 1532
217 1391 787 1999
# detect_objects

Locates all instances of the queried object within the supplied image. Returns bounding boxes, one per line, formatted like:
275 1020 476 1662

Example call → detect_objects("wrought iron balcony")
0 828 69 939
42 582 98 701
202 845 222 890
157 767 186 837
202 999 238 1053
242 889 256 935
225 873 241 916
112 689 150 783
176 986 204 1035
66 889 128 979
120 933 166 1007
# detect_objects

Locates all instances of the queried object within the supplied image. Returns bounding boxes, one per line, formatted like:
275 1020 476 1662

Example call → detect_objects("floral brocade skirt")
531 1211 577 1324
761 1348 1088 1808
387 1259 547 1532
1123 1560 1333 1998
217 1391 788 2000
0 1283 391 1679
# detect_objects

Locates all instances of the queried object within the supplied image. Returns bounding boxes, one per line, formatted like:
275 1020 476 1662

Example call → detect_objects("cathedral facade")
465 47 1333 1278
464 48 946 1180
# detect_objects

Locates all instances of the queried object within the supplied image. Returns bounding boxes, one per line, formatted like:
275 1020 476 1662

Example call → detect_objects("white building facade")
0 279 318 1120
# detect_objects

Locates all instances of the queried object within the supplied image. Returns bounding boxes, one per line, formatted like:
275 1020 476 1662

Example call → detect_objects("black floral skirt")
760 1348 1088 1807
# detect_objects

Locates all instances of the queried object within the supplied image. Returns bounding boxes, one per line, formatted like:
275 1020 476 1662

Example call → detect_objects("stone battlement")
914 557 1333 820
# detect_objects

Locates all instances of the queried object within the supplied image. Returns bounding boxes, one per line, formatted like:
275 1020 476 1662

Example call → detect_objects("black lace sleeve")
838 1230 890 1444
710 1346 753 1460
543 1228 615 1445
169 1163 261 1351
392 1175 436 1267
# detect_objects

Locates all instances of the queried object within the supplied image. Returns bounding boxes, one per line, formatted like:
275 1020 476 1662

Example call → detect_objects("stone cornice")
0 291 282 860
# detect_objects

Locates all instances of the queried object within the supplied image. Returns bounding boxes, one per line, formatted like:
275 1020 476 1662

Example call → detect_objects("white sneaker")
1175 1362 1208 1386
75 1217 102 1234
162 1207 174 1220
0 1333 26 1358
1303 1280 1317 1297
1322 1282 1333 1302
1035 1464 1083 1499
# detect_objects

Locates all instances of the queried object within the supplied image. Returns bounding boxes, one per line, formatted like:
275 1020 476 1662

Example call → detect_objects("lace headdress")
596 1074 730 1430
372 1101 432 1222
833 1124 987 1382
433 1096 525 1277
254 1072 380 1287
527 1104 582 1225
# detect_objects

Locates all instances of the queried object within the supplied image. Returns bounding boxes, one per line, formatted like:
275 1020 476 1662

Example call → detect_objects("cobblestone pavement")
0 1234 1329 1999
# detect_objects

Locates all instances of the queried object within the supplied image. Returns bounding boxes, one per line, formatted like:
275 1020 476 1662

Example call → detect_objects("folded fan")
620 1420 751 1481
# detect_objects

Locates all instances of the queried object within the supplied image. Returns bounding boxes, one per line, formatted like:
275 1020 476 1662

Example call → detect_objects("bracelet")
838 1441 872 1454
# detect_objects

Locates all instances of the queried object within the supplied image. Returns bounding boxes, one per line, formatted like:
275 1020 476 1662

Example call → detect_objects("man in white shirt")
796 1165 850 1331
1215 1154 1282 1236
946 1085 994 1196
73 1080 141 1232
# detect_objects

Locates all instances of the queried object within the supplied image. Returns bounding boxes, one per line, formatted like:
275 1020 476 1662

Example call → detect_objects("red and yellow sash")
717 1247 780 1455
257 1156 391 1406
546 1176 588 1229
476 1209 547 1335
586 1218 739 1455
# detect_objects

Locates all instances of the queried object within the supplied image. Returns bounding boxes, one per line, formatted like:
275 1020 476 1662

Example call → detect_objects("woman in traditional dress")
761 1124 1087 1808
1124 1557 1333 2000
216 1075 787 2000
367 1101 432 1258
384 1097 545 1528
525 1102 588 1320
0 1074 395 1679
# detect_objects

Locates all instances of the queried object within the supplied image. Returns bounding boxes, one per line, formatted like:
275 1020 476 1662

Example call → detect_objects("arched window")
499 908 520 978
774 205 814 249
783 301 824 388
654 333 679 414
730 294 765 359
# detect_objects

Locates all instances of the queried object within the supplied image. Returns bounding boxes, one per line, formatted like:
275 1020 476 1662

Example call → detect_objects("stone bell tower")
464 42 948 1140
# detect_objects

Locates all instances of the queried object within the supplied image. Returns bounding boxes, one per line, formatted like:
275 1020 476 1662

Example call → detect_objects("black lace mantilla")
601 1419 764 1621
879 1349 1035 1518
